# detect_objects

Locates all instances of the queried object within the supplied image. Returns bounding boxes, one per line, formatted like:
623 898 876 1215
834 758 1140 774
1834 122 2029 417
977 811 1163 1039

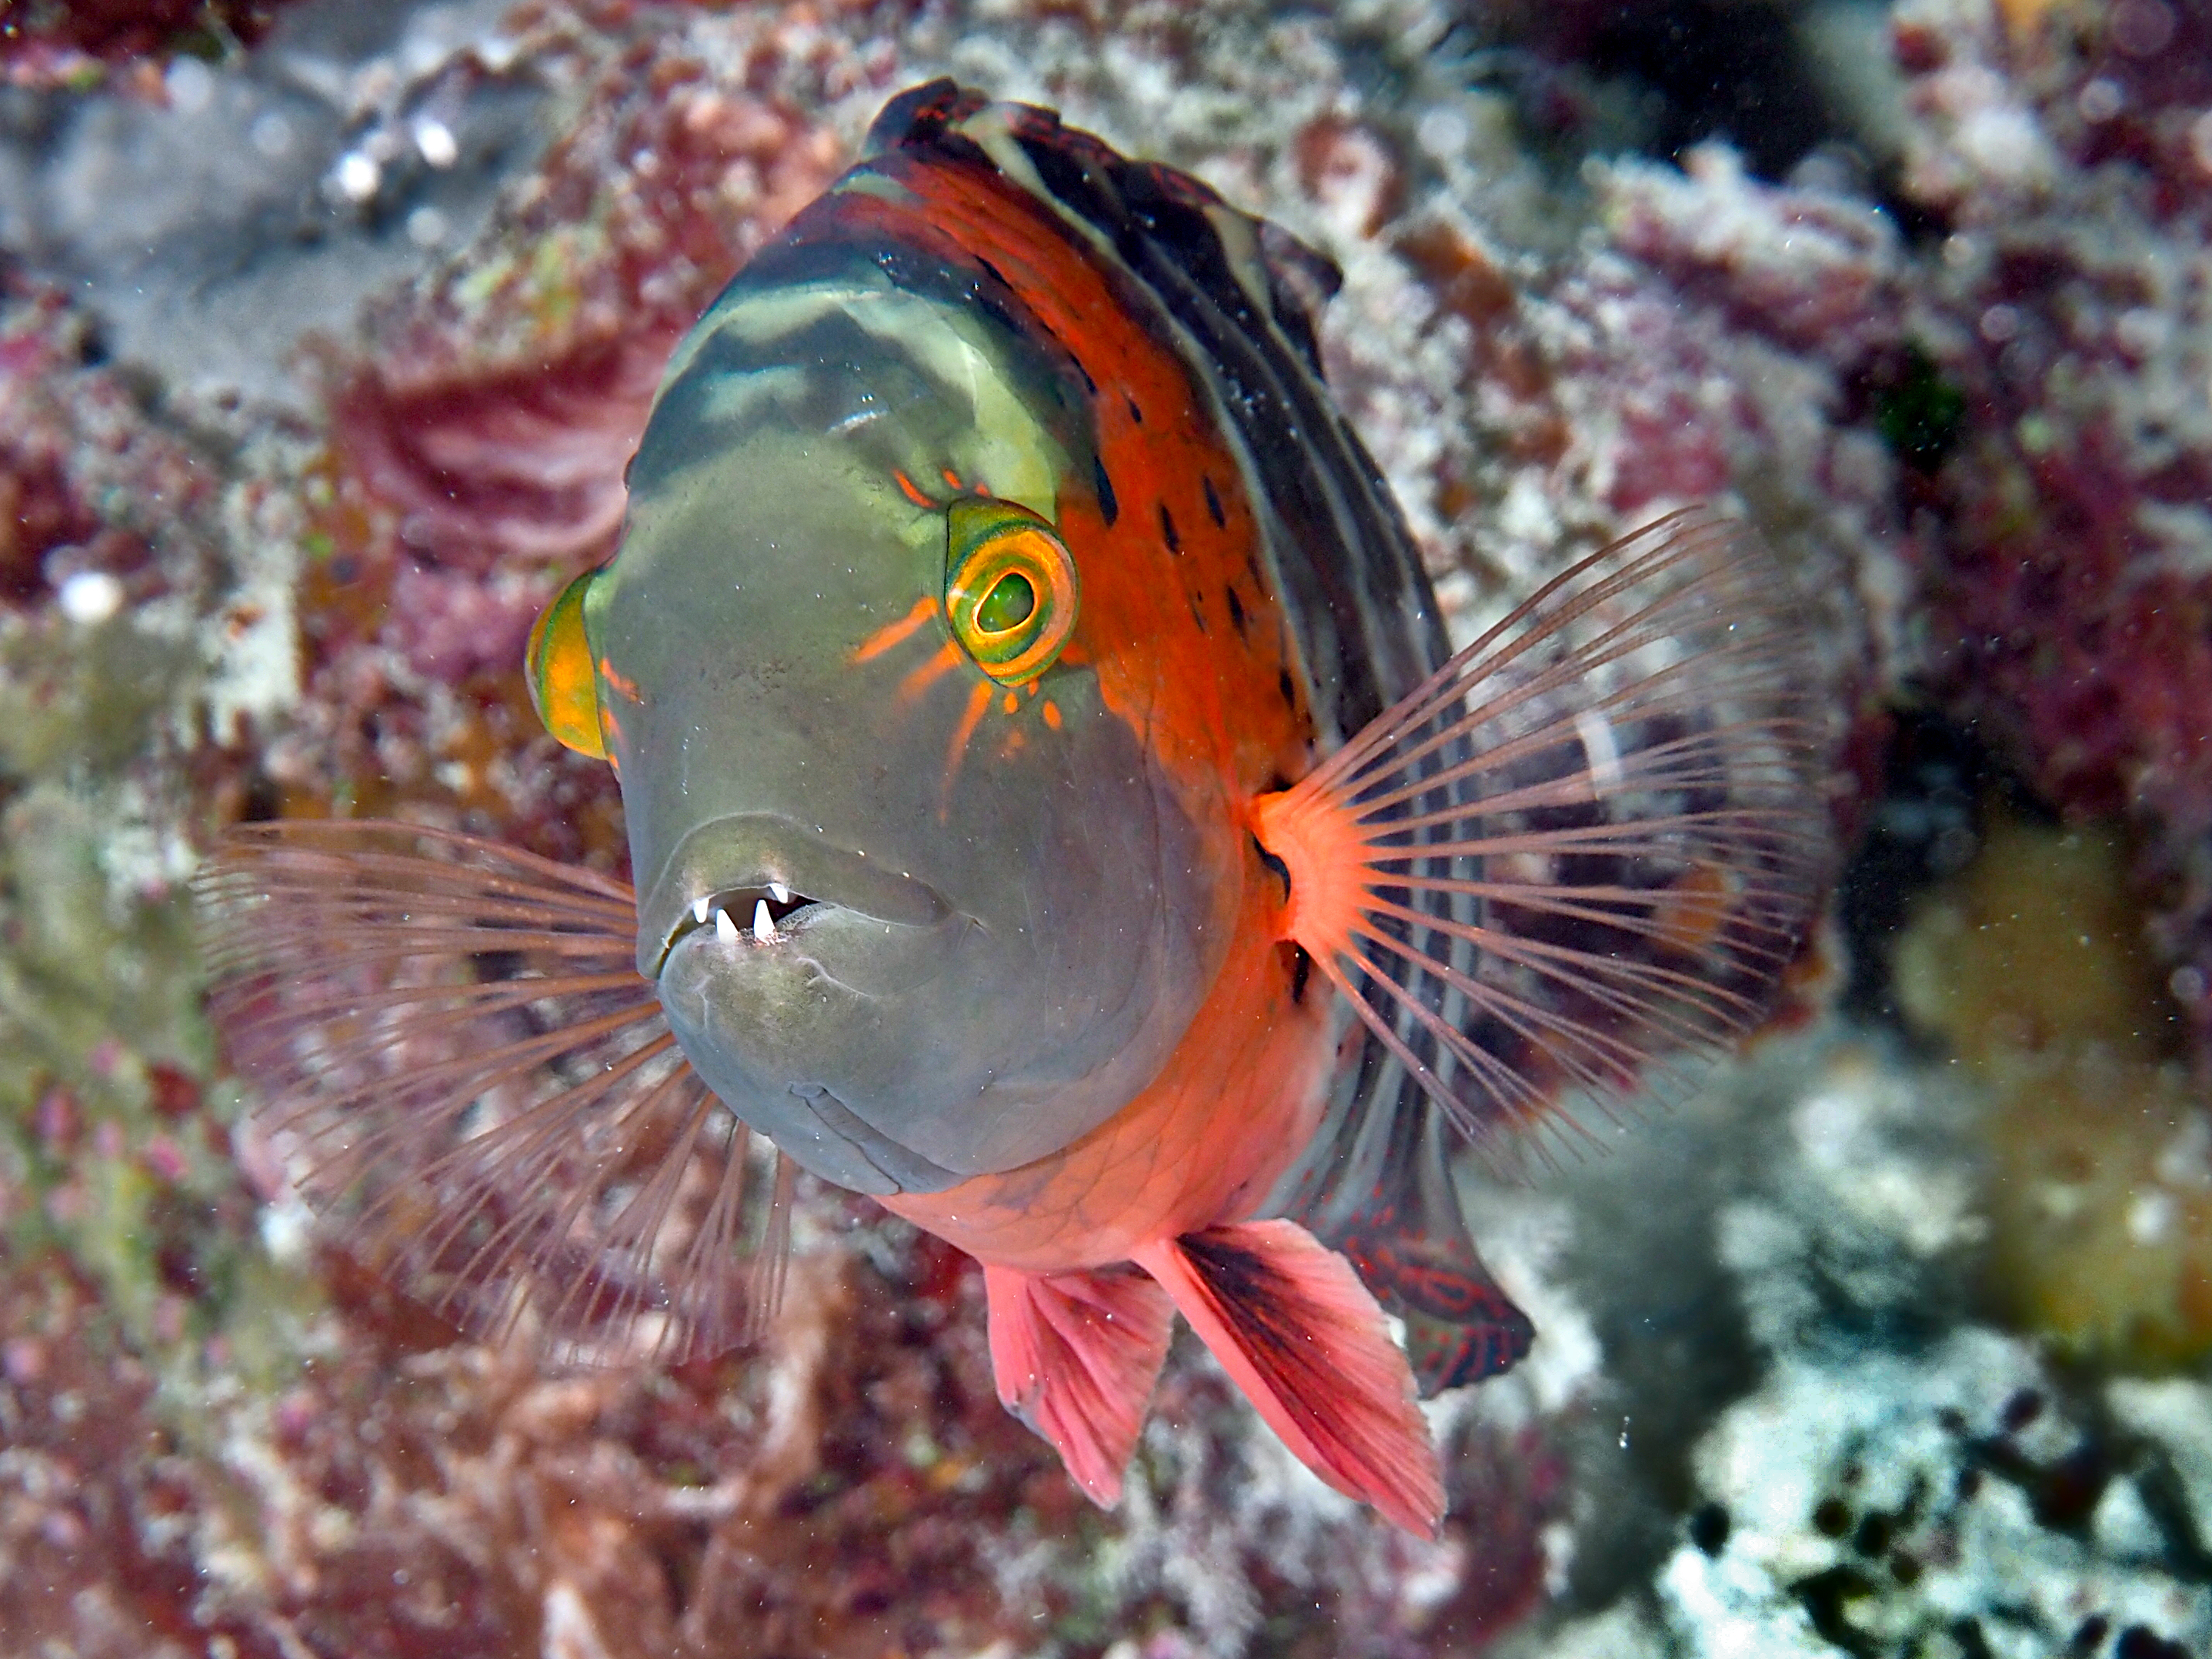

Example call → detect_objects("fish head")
539 251 1240 1198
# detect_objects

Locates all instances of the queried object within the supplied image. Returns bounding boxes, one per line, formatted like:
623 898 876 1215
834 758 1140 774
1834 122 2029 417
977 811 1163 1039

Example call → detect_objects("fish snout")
636 813 953 979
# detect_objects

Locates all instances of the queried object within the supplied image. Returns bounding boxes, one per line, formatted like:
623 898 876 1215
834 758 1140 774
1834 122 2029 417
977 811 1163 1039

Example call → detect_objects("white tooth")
692 896 711 924
752 898 775 944
714 906 739 946
769 881 790 905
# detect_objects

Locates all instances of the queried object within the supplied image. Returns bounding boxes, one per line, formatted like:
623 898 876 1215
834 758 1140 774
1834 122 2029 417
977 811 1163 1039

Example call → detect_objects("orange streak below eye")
599 658 642 704
942 466 965 490
893 469 935 509
897 640 963 706
1041 700 1063 730
852 596 939 665
940 678 996 815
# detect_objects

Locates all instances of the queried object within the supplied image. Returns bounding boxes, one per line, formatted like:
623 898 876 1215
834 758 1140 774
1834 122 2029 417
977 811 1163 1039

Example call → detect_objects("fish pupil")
976 571 1037 634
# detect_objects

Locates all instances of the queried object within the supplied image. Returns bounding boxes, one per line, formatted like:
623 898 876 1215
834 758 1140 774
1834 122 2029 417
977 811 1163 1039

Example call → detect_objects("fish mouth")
637 813 955 981
661 880 828 960
639 813 972 1195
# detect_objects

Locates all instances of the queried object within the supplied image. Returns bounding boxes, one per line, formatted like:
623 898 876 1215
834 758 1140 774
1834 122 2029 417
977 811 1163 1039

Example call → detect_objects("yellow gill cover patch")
526 566 608 759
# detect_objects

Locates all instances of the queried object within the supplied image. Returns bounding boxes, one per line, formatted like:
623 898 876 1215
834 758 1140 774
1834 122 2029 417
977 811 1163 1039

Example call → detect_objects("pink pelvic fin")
1133 1220 1444 1538
983 1263 1176 1506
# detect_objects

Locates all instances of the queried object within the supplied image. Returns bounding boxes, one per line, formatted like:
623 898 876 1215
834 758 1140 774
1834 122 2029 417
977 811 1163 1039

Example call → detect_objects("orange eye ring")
525 566 609 759
945 497 1079 686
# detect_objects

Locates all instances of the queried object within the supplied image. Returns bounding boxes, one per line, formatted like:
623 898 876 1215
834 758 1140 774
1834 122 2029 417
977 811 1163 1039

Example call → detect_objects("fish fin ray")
195 821 787 1367
983 1264 1175 1506
1254 507 1830 1177
1133 1221 1443 1538
1289 1086 1533 1396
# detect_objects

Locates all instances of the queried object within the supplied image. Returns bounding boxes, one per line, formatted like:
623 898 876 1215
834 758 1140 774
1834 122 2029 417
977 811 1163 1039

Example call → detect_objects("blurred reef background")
2 0 2211 1654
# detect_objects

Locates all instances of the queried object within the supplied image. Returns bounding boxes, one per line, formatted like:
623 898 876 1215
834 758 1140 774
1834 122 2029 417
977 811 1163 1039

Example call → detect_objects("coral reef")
0 2 304 88
1662 1327 2212 1656
5 0 2210 1652
1880 0 2212 1069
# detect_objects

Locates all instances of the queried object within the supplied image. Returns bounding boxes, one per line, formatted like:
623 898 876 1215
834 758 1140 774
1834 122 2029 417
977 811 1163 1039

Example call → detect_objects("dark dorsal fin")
862 78 988 156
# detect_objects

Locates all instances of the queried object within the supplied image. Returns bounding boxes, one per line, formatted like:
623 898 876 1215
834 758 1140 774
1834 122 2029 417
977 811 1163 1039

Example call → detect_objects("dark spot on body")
1277 668 1296 709
1289 943 1311 1005
1852 1511 1893 1557
2000 1387 2044 1433
1225 585 1248 636
1811 1498 1851 1537
1688 1503 1730 1556
1254 834 1291 900
1074 358 1097 394
1203 473 1226 527
2070 1617 2110 1655
1093 455 1118 525
1951 1619 1996 1659
1159 501 1180 554
1126 393 1144 424
1186 592 1207 633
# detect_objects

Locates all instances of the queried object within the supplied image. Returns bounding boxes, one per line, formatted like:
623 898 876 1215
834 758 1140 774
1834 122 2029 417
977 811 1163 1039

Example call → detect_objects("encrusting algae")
1896 808 2212 1367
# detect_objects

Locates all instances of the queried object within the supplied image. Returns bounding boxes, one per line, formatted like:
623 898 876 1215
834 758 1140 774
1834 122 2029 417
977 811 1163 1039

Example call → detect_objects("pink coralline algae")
1886 0 2212 1064
0 2 305 88
0 284 215 624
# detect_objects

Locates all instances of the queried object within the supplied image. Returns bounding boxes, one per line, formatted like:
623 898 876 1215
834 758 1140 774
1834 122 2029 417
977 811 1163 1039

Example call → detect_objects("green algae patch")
1895 811 2212 1367
1874 343 1967 474
0 776 329 1424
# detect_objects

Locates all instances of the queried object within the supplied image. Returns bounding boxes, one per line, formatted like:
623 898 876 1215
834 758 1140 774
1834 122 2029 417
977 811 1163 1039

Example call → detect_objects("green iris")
943 495 1079 686
976 571 1037 633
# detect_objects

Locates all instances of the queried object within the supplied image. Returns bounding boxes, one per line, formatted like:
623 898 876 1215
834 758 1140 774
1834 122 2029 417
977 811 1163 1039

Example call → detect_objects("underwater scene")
3 1 2211 1654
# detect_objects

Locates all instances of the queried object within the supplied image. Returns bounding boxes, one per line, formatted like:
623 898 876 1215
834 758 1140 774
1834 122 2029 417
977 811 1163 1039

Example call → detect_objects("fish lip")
637 813 952 979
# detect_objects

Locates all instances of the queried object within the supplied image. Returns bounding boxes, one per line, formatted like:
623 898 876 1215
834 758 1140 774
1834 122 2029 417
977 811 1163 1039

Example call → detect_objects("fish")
198 80 1830 1538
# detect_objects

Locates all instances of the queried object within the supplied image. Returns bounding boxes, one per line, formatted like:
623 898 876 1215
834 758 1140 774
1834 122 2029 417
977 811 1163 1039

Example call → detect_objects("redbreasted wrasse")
201 82 1828 1537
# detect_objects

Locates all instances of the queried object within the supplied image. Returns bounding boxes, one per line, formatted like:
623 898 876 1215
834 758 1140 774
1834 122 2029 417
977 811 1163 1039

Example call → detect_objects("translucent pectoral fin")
983 1263 1175 1506
195 821 789 1367
1255 506 1830 1177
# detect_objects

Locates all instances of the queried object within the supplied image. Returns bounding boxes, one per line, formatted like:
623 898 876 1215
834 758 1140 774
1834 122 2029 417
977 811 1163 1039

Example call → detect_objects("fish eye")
944 497 1079 686
525 565 609 759
975 571 1036 634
